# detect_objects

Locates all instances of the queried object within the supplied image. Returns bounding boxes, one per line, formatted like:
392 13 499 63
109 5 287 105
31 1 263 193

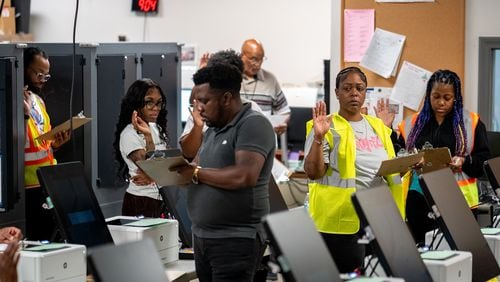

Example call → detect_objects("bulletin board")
341 0 465 116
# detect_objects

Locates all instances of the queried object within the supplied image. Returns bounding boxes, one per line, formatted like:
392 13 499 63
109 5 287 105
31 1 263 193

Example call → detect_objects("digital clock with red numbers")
132 0 159 13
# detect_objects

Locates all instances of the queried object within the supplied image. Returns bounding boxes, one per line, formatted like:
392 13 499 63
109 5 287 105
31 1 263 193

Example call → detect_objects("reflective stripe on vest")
305 113 404 234
399 111 480 207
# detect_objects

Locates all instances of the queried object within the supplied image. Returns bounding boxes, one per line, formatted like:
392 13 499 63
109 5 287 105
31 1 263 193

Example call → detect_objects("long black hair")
113 79 169 181
405 69 466 156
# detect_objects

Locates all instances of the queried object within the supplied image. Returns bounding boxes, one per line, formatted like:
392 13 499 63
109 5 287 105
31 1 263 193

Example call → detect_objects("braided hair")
405 69 466 156
113 79 169 181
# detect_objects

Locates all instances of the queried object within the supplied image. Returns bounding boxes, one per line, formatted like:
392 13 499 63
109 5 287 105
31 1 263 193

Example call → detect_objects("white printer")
106 216 179 264
422 250 472 282
17 243 86 282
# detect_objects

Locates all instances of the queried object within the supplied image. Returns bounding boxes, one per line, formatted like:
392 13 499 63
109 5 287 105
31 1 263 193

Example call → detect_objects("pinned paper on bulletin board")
390 61 432 111
360 28 406 79
365 87 402 129
343 9 375 62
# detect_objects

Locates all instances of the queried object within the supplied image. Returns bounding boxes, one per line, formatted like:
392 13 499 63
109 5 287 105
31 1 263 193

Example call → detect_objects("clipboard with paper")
376 152 424 176
36 113 91 141
420 147 452 173
135 149 191 187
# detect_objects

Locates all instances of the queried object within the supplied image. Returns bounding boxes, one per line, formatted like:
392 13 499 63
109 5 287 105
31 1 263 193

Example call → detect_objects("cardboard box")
0 7 15 36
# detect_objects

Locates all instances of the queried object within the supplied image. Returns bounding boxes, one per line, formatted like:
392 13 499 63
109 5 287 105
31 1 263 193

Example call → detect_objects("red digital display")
132 0 159 13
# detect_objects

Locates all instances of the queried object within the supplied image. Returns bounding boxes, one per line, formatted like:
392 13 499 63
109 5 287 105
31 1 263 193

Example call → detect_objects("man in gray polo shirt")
176 63 275 281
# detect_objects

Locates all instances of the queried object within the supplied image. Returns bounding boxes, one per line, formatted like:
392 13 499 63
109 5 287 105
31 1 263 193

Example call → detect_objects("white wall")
465 0 500 113
30 0 331 86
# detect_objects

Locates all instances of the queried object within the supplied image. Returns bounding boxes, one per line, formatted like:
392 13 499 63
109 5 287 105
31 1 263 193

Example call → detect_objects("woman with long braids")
113 79 169 217
397 69 490 244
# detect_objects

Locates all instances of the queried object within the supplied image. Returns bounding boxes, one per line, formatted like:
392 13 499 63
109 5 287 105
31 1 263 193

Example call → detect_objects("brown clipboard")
421 147 452 173
136 156 191 187
36 116 92 141
376 152 424 176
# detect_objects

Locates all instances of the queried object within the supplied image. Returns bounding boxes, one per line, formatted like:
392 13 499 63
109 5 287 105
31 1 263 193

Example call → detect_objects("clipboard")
135 152 191 187
376 152 424 176
36 116 92 141
421 147 452 173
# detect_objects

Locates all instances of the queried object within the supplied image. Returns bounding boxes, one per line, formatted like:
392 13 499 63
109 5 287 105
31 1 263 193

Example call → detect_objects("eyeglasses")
30 68 51 82
144 100 165 110
243 53 267 65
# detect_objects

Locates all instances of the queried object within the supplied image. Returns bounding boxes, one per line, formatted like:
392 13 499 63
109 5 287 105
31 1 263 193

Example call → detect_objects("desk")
165 259 197 282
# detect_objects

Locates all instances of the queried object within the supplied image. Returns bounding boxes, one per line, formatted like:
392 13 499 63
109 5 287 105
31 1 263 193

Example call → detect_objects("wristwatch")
192 166 202 184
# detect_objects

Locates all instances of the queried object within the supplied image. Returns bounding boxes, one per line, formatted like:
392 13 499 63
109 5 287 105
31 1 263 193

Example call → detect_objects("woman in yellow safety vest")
304 67 404 273
396 69 490 245
24 47 70 240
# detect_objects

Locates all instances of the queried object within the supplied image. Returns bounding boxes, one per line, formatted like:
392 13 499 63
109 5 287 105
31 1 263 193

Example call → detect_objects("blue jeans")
193 234 265 282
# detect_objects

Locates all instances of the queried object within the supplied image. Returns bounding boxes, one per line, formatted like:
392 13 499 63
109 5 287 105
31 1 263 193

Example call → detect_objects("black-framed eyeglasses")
144 100 165 110
30 68 51 82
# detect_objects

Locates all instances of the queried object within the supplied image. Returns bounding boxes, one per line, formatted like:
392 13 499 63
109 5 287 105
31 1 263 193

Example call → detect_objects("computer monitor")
88 239 169 282
484 156 500 190
287 107 312 152
36 162 114 247
269 177 288 213
419 168 500 282
351 186 433 282
487 131 500 159
262 209 343 282
159 186 192 248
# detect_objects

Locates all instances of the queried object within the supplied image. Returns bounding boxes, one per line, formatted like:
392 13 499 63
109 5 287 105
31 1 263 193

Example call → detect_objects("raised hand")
132 110 151 136
312 100 331 140
374 98 395 128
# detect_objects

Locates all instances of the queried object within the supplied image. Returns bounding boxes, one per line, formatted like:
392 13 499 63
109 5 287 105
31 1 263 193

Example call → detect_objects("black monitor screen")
419 168 500 282
487 131 500 158
269 177 288 213
36 162 114 247
287 107 312 152
159 186 192 248
88 239 168 282
351 186 432 282
263 209 342 282
485 156 500 190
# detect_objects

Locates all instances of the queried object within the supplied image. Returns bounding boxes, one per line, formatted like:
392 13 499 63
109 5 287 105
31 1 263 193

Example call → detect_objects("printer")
106 216 179 264
17 243 86 282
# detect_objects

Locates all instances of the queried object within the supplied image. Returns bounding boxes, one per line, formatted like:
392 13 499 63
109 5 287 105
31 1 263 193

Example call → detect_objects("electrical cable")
69 0 80 156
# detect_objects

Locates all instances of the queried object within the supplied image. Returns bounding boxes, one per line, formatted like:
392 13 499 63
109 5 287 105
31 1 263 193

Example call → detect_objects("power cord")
69 0 80 156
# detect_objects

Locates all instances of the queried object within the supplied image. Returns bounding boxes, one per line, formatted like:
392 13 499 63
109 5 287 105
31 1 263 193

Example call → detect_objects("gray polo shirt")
187 104 276 239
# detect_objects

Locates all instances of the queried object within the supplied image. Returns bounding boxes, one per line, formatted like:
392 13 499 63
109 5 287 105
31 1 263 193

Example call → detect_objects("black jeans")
193 234 265 282
321 231 365 274
406 190 436 245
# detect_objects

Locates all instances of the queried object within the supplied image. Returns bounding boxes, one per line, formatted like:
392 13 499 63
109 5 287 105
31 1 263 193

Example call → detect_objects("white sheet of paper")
272 157 291 183
181 65 196 89
282 87 317 108
365 87 403 129
266 115 288 128
390 61 432 111
360 28 406 79
343 9 375 62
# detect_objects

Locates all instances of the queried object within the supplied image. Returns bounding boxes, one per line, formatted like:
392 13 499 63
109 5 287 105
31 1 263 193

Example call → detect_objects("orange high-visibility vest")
24 94 56 188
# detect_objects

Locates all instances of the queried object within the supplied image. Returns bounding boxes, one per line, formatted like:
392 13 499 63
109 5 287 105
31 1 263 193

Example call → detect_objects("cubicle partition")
0 44 25 229
30 42 181 217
